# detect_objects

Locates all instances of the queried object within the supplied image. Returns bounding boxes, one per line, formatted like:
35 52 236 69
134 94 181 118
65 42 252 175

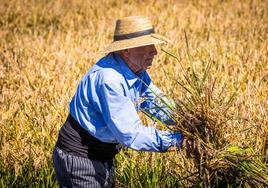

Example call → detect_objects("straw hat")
101 16 170 53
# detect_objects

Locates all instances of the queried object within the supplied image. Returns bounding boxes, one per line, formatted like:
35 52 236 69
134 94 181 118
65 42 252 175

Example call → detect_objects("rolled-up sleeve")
97 81 181 152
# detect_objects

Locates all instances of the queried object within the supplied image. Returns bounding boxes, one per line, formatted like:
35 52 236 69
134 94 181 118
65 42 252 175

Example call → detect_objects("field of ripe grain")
0 0 267 187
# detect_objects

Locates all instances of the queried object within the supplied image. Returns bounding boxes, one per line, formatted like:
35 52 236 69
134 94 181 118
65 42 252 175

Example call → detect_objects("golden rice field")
0 0 267 187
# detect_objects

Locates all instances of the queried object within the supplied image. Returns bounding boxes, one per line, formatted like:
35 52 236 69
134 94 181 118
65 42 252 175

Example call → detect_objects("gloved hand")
174 131 184 149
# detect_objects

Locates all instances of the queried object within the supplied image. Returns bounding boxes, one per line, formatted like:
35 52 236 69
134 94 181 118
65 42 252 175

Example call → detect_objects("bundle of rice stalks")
159 32 268 187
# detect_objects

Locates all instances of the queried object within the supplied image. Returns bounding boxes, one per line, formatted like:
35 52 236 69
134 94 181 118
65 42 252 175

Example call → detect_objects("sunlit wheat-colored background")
0 0 267 187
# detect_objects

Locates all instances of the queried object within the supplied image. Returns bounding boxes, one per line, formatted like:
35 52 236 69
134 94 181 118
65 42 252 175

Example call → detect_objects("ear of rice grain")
158 32 268 187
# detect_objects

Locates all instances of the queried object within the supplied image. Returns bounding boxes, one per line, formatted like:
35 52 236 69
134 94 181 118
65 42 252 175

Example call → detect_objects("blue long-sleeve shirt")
69 53 181 152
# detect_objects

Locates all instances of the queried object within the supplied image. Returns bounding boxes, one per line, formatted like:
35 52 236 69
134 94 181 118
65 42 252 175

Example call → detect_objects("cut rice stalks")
159 32 268 187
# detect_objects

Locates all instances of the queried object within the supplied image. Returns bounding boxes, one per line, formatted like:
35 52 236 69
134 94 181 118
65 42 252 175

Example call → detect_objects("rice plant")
0 0 267 187
159 32 268 187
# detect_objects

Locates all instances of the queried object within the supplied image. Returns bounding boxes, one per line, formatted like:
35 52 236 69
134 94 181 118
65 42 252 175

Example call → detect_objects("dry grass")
0 0 267 187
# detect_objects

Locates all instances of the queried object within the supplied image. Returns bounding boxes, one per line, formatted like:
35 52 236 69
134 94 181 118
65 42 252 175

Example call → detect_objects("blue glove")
174 132 183 149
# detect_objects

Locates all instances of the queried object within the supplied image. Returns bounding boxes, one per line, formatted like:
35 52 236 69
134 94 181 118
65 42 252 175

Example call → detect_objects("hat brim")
100 34 170 53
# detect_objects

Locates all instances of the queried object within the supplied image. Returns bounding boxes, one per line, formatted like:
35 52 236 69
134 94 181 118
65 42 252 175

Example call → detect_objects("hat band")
114 28 155 41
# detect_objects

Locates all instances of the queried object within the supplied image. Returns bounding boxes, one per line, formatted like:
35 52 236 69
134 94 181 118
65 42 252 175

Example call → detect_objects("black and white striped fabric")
53 147 115 188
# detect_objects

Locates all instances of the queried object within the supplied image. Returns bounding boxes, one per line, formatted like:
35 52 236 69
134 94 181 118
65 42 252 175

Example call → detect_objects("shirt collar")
112 53 141 87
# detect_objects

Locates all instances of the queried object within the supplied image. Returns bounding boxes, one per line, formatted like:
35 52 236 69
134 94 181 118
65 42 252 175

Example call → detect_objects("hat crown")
114 16 153 36
101 16 169 53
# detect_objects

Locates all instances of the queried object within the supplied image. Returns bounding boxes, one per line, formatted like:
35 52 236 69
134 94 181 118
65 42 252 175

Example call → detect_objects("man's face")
121 45 158 75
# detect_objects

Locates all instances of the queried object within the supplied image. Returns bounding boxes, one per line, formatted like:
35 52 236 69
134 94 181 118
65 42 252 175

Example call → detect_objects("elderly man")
52 16 182 188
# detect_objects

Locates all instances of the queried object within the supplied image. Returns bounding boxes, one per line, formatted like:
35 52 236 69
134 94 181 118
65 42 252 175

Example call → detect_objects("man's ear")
123 49 129 54
121 49 129 58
